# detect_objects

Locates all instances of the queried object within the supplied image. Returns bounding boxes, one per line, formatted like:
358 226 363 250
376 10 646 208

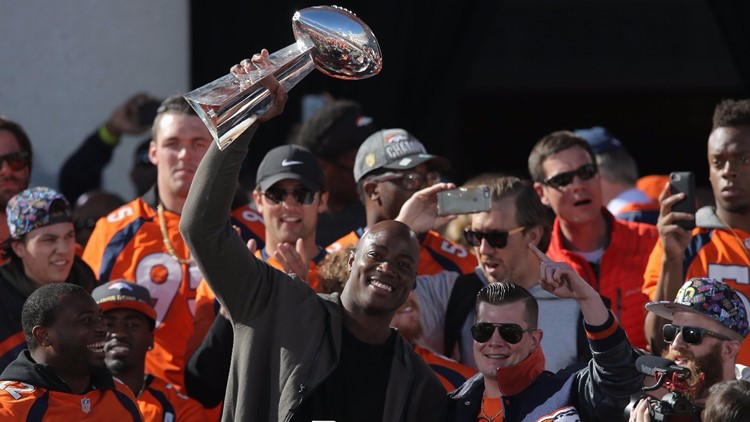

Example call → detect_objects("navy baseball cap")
92 279 157 322
574 126 623 154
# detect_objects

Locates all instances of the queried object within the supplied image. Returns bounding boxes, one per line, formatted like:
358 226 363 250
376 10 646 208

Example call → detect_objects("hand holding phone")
437 186 491 216
669 171 696 231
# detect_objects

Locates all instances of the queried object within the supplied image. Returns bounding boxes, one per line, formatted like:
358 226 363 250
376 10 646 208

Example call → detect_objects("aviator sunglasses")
464 227 525 249
0 151 30 171
471 322 536 344
542 163 597 190
262 186 317 205
662 323 733 345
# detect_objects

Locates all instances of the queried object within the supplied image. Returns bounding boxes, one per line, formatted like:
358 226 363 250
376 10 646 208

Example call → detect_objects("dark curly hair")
712 99 750 130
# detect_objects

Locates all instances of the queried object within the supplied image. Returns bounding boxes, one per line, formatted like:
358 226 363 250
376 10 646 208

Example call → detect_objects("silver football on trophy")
184 5 383 150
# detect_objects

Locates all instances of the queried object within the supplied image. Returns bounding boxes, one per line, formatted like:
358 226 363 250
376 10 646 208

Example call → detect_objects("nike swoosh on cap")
281 159 303 166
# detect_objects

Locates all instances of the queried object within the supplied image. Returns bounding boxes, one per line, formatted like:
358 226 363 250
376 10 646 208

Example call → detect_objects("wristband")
98 124 119 146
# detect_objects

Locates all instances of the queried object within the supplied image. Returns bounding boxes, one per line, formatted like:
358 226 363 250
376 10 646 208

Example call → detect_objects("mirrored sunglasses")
0 151 30 171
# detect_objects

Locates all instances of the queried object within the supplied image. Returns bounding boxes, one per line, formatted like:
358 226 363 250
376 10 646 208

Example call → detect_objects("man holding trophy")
180 47 448 421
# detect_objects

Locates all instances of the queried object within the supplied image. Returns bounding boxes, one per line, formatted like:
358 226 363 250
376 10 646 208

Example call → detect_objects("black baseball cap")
256 145 325 192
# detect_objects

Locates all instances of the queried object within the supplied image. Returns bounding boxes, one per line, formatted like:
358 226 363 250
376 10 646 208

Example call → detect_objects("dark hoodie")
0 255 98 373
0 350 142 420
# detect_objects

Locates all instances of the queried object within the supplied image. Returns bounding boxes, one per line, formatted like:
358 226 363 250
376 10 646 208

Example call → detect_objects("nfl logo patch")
81 397 92 413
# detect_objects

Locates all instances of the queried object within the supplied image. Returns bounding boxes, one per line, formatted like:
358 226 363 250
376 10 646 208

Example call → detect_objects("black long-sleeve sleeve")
58 130 117 204
184 313 233 408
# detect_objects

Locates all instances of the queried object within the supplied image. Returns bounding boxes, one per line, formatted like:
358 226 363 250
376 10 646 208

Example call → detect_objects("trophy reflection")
184 5 383 150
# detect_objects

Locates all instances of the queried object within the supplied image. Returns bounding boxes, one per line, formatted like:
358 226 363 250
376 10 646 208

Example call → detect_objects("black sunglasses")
542 163 597 190
464 227 525 249
369 171 441 191
471 322 536 344
262 186 317 205
662 323 732 345
0 151 30 171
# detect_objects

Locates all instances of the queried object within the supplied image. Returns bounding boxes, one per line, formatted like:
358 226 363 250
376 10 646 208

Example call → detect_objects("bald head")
360 220 420 257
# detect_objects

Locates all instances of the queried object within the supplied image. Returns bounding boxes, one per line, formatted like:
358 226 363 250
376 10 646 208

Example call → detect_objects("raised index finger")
529 243 552 263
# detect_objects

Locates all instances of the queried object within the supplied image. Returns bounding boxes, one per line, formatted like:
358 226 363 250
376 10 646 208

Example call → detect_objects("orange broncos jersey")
83 195 264 390
0 378 142 421
644 226 750 365
138 374 209 422
327 228 477 276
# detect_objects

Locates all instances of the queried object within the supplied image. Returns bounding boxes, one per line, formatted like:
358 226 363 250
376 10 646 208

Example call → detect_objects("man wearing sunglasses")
396 177 589 373
180 50 447 421
0 116 33 244
644 99 750 365
449 245 643 421
328 128 478 277
529 130 659 350
645 278 749 397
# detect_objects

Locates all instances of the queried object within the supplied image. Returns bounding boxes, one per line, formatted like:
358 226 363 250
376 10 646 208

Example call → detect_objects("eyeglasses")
262 186 318 205
662 323 733 345
0 151 30 171
464 227 525 249
471 322 536 344
369 171 441 191
542 163 597 190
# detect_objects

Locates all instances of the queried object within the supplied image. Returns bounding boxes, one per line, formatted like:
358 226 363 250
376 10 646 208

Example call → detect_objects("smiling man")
0 187 97 373
528 131 658 349
180 51 447 421
93 280 208 421
449 247 643 421
0 283 142 420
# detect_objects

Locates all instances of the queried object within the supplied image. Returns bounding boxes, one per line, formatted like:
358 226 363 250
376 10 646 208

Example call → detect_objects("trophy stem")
184 42 316 150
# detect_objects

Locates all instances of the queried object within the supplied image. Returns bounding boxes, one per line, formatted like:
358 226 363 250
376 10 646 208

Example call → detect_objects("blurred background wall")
2 0 749 200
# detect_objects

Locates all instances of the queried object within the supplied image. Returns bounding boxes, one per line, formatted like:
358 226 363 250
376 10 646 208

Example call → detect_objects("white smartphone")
437 186 491 216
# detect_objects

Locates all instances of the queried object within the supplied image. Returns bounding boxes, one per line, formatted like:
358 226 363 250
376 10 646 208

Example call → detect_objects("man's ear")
722 338 742 361
531 329 543 351
317 192 330 214
533 182 550 206
32 325 51 347
252 190 264 213
363 180 379 201
148 140 158 165
526 225 544 247
10 240 26 259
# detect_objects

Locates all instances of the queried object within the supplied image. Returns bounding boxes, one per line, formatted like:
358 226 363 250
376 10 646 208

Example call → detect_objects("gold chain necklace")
479 393 503 421
714 212 750 261
157 203 193 264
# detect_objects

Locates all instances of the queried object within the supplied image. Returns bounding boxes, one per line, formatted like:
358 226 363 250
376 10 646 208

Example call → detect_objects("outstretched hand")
395 182 456 234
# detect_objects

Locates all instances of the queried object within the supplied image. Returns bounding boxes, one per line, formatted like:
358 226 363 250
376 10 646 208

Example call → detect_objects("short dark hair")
290 99 375 159
527 130 597 184
703 379 750 422
476 282 538 328
465 176 552 252
22 283 85 348
0 115 34 173
712 99 750 130
151 94 198 139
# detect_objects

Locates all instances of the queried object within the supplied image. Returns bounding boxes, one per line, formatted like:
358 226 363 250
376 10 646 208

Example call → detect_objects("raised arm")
180 50 289 316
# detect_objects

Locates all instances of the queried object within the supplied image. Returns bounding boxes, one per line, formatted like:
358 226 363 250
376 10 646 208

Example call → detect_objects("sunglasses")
471 322 536 344
369 171 441 191
662 323 733 345
464 227 525 249
0 151 30 171
542 163 597 190
262 186 317 205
